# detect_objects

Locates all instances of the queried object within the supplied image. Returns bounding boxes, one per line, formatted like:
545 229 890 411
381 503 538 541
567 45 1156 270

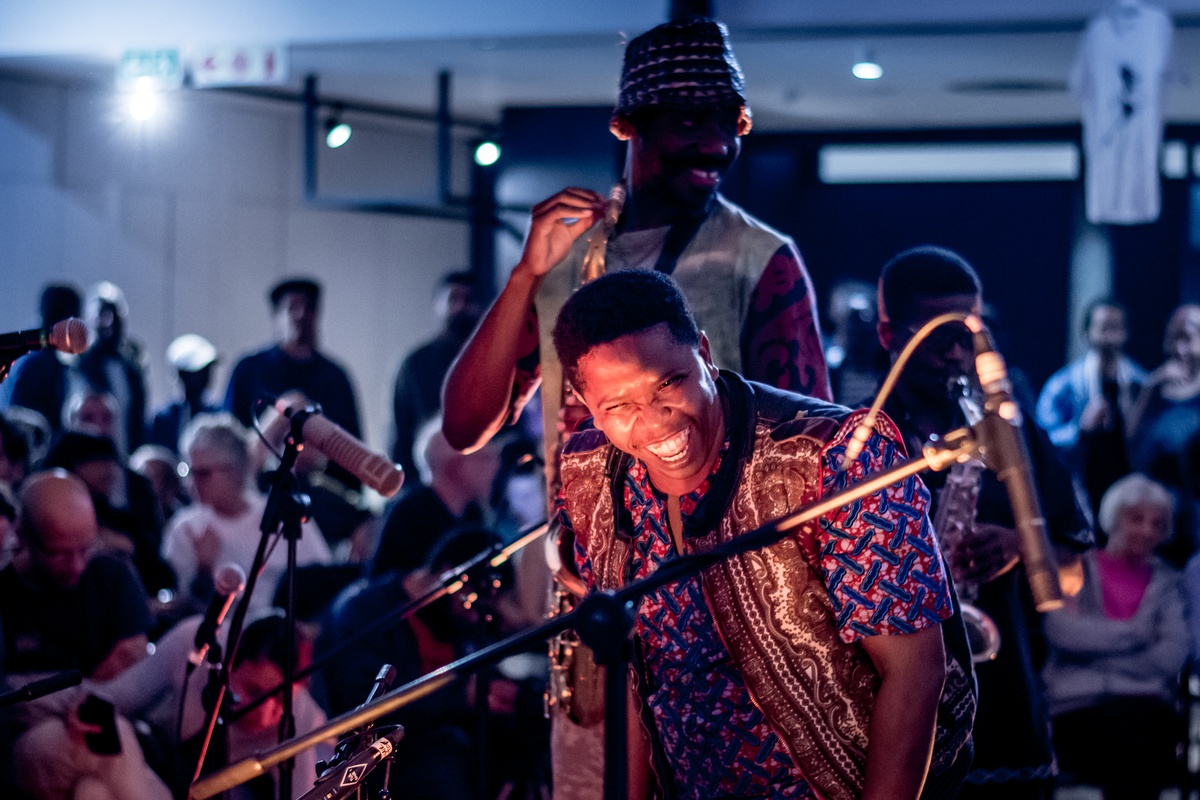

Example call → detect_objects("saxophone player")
873 246 1092 800
443 18 831 799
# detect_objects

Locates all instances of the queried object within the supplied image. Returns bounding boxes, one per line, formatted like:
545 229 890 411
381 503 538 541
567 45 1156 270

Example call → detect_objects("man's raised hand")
517 188 607 278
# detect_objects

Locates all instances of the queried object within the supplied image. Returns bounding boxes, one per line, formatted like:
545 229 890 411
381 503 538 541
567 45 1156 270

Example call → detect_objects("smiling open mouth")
644 428 690 463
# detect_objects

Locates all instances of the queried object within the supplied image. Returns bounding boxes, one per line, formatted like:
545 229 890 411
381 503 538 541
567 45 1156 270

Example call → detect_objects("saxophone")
545 182 625 725
933 378 1001 663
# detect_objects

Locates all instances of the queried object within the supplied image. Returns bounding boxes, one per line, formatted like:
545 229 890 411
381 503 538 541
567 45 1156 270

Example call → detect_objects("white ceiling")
1 0 1199 130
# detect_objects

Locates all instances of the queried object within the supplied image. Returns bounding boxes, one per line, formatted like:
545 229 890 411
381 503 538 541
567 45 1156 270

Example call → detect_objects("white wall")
0 73 471 452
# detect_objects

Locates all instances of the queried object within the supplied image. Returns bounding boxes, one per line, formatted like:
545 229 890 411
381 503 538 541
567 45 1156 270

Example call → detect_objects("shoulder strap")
654 213 707 275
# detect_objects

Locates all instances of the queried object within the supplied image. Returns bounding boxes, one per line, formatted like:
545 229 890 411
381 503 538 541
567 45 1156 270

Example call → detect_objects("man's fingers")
533 201 605 226
532 187 604 212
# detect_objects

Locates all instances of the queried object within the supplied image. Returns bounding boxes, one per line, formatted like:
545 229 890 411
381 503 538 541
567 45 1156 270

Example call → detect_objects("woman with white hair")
162 413 331 619
1043 473 1188 799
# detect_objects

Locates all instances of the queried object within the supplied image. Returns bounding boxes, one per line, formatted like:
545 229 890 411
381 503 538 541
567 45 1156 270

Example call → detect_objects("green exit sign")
117 49 183 91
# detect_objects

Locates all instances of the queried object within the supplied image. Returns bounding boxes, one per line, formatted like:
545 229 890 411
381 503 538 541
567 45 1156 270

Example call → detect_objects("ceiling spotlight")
128 76 158 121
325 114 352 149
474 140 501 167
852 46 883 81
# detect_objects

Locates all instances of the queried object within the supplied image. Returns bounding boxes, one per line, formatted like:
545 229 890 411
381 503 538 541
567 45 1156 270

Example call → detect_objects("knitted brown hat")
610 18 752 140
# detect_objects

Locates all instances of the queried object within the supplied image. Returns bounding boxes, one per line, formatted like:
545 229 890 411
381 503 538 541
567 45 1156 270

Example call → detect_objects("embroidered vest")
560 374 976 800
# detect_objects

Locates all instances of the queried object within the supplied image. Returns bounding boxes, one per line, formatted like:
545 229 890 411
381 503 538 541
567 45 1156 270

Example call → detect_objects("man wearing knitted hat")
443 16 832 800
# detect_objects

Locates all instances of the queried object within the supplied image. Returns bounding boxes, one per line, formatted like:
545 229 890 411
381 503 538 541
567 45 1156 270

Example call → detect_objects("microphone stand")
227 521 549 725
262 408 315 800
190 426 977 800
189 410 312 800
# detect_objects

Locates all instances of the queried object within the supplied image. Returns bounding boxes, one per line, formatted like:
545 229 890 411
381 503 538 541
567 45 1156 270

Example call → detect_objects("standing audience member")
223 278 362 483
0 470 150 682
1131 303 1200 468
390 271 483 479
1130 304 1200 563
148 334 220 455
1038 299 1146 519
1045 474 1187 800
824 279 889 406
1 283 83 441
371 417 501 577
162 413 331 620
78 281 147 458
874 246 1091 800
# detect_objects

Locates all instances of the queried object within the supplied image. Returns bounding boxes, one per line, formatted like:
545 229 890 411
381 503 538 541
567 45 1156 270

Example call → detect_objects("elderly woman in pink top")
1043 473 1188 799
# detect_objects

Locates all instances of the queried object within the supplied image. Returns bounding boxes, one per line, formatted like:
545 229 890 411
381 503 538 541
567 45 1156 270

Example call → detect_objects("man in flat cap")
443 16 831 799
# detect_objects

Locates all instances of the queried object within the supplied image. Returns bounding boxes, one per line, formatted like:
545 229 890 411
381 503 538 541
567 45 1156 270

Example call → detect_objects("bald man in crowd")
0 470 150 683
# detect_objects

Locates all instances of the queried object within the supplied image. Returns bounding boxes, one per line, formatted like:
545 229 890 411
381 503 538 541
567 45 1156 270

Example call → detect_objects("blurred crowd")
1 266 1199 800
0 275 550 800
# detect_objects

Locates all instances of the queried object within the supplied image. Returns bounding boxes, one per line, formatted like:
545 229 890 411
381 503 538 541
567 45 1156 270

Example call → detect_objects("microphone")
0 669 83 708
274 400 404 497
0 318 88 355
188 563 247 669
299 726 405 800
966 316 1064 612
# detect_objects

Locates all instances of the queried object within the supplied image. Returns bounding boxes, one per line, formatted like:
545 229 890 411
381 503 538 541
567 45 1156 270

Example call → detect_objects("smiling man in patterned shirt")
551 270 975 800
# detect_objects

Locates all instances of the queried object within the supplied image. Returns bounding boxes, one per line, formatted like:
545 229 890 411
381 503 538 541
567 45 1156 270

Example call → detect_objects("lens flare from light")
852 61 883 80
474 141 501 167
129 90 158 120
326 122 352 149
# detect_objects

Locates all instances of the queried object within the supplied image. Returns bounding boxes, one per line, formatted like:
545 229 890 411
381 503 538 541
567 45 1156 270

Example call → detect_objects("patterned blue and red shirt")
559 428 952 800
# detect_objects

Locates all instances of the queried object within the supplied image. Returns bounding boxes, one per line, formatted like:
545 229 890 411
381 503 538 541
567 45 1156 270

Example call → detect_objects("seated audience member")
16 613 326 800
45 431 174 594
162 413 332 620
321 526 544 800
130 444 189 525
489 437 553 629
1044 473 1188 800
1037 299 1145 519
0 282 82 441
370 417 501 577
3 404 52 472
0 412 31 488
0 470 150 682
147 334 220 455
0 482 15 570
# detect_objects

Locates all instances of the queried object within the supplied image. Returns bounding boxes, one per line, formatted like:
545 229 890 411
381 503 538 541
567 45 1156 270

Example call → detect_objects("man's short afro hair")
879 245 981 327
552 270 700 389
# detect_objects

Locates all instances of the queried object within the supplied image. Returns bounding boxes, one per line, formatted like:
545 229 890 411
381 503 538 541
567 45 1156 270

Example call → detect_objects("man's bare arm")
859 625 946 800
442 188 605 452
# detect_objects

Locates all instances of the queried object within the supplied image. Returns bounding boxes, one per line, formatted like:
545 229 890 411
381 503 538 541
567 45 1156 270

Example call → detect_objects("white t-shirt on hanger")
1070 1 1175 225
